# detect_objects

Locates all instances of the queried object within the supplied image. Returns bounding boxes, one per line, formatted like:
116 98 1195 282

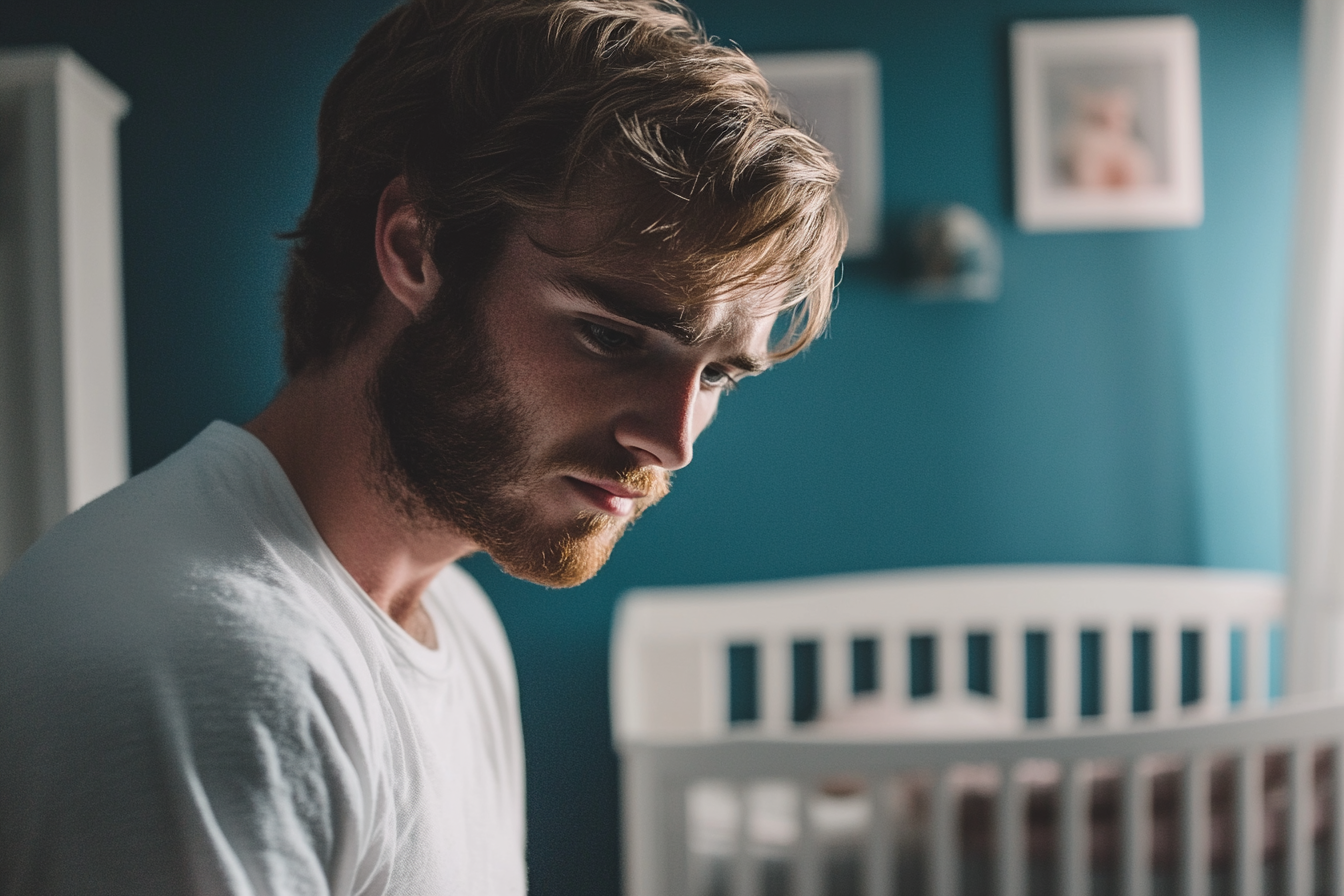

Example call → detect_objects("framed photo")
1010 16 1203 232
755 50 883 258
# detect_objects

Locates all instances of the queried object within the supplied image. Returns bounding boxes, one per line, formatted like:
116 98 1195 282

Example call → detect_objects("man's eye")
577 321 636 354
700 367 738 392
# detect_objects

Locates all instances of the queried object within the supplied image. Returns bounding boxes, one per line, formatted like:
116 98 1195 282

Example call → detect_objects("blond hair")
281 0 845 374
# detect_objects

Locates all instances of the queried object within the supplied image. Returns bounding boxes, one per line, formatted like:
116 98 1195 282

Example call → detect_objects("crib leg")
1183 752 1210 896
1288 743 1314 896
1236 748 1263 896
1123 758 1151 896
1062 760 1089 896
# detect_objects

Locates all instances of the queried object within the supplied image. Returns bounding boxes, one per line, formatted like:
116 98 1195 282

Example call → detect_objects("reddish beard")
370 285 670 587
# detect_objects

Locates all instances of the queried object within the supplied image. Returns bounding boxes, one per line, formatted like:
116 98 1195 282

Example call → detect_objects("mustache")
561 459 672 501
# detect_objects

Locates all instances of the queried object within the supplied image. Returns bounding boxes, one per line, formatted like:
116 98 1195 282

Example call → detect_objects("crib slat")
1106 623 1129 729
867 777 893 896
1052 623 1078 731
1207 618 1230 716
1236 748 1264 896
623 752 665 896
1182 753 1210 896
1156 623 1179 721
1333 742 1344 896
767 637 791 735
1288 743 1313 896
1123 759 1150 896
1062 761 1089 896
731 847 752 896
670 773 689 896
797 782 820 896
997 763 1022 896
732 785 753 896
931 767 956 896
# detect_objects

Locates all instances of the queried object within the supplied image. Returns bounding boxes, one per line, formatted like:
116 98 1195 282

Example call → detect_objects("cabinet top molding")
0 46 129 121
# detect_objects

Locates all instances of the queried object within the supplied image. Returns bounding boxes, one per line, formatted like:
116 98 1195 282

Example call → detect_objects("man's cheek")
691 394 720 441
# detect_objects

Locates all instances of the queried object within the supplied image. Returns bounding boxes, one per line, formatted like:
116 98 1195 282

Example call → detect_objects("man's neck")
244 308 477 648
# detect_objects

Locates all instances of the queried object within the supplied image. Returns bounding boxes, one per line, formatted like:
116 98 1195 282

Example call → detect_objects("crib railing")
620 699 1344 896
612 566 1285 743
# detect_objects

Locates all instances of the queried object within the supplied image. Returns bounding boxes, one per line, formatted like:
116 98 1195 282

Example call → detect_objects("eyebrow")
555 274 771 375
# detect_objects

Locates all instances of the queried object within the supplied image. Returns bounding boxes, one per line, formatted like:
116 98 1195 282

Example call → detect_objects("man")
0 0 843 892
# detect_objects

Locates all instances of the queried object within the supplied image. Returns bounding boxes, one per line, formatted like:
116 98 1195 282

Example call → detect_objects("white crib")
610 565 1336 896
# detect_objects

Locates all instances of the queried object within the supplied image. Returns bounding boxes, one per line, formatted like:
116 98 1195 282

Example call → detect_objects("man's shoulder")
0 422 352 685
0 430 419 893
13 421 305 566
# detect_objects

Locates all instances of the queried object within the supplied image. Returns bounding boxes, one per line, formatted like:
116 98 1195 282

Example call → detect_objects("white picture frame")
754 50 883 258
1010 16 1203 232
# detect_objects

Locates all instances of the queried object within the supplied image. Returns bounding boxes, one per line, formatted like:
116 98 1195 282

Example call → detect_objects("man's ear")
375 176 442 317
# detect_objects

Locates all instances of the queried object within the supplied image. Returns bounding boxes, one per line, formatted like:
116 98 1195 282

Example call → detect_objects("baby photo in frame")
1010 16 1204 232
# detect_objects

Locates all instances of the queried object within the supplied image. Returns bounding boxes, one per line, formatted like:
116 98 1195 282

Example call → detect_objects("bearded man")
0 0 843 892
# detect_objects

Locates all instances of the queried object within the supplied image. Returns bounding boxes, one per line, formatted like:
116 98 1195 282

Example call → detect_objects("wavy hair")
280 0 845 375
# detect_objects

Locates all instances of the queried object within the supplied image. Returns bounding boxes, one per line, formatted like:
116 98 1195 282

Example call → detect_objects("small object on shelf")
900 203 1001 302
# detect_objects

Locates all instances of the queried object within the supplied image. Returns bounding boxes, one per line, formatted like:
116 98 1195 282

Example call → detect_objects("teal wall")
2 0 1300 892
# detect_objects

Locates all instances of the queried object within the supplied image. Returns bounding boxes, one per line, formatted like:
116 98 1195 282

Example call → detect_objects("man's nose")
612 371 705 471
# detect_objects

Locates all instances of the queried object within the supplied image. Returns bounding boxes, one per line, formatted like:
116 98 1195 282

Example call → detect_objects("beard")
370 283 670 587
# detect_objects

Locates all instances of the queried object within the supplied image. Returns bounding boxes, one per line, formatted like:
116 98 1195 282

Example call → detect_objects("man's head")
372 202 791 586
282 0 845 585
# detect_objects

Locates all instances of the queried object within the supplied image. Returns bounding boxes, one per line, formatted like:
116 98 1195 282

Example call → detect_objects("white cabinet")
0 48 129 573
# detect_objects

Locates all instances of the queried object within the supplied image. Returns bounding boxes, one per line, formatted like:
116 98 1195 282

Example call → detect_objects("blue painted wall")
2 0 1300 892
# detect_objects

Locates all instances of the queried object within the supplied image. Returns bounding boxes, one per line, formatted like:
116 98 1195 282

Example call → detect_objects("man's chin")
488 516 627 588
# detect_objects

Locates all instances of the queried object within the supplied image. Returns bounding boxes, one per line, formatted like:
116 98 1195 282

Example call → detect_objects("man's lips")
565 476 647 516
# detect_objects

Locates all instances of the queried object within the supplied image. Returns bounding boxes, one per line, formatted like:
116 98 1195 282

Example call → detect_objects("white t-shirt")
0 422 526 895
